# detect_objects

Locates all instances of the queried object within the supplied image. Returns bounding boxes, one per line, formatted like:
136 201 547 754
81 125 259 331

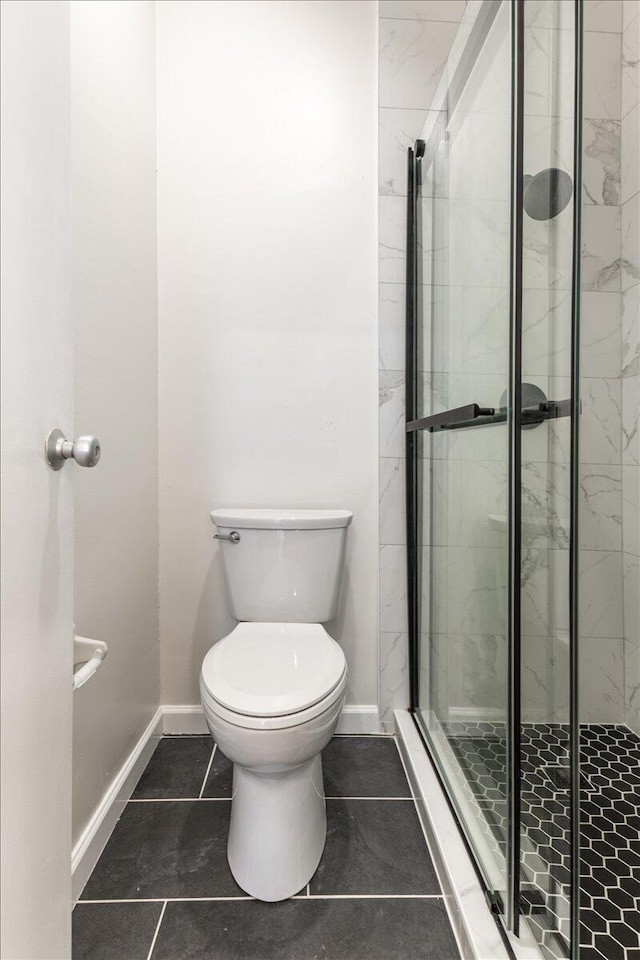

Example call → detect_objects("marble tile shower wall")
621 0 640 735
571 1 627 726
378 0 638 732
378 0 467 729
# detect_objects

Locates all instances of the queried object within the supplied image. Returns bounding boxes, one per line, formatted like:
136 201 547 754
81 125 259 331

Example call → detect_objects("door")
406 0 581 953
0 3 74 956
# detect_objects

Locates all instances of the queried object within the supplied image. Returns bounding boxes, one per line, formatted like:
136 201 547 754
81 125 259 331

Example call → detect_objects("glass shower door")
410 0 513 913
407 0 581 953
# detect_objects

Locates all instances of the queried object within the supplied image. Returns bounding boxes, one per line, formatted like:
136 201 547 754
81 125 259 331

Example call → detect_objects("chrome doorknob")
45 428 101 470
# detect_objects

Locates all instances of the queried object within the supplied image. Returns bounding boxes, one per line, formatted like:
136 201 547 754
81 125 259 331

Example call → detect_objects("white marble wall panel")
379 370 405 459
444 199 510 288
579 550 625 638
379 283 406 371
436 286 510 376
431 546 507 636
379 107 434 197
579 292 623 377
523 207 575 290
585 0 623 33
621 98 639 203
546 376 620 465
583 31 622 120
624 631 640 733
622 374 639 464
620 4 639 736
622 11 640 118
522 289 621 380
624 553 640 640
379 543 409 634
379 18 459 110
379 457 406 546
378 631 410 724
622 284 639 377
522 634 569 723
624 0 639 31
583 118 621 205
622 464 639 555
581 204 622 291
379 0 466 20
440 634 508 715
579 464 624 552
547 460 622 552
448 110 511 203
621 197 640 290
580 636 626 723
379 195 407 283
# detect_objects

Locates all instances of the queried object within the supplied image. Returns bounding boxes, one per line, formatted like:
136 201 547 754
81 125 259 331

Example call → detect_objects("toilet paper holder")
73 633 108 690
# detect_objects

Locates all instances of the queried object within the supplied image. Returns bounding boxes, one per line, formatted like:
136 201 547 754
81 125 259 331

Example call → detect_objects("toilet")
200 507 353 902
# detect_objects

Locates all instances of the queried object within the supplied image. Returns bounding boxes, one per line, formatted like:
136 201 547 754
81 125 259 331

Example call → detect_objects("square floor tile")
151 897 460 960
322 736 411 798
310 799 440 895
132 737 213 799
201 745 234 798
81 801 244 900
73 901 162 960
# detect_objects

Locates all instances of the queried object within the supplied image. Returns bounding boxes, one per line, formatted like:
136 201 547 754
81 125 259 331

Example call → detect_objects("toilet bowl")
200 508 352 901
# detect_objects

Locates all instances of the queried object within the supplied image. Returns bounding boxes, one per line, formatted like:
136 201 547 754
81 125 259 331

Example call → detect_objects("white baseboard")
335 704 382 734
162 704 208 734
71 706 163 903
71 701 383 901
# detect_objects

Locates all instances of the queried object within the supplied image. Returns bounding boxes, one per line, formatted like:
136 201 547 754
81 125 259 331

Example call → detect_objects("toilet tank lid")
210 508 353 530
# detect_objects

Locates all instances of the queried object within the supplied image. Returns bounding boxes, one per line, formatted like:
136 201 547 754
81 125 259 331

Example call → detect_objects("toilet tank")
210 508 353 623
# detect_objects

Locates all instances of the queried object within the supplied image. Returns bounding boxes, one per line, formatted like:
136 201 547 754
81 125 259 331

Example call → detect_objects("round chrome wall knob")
45 428 101 470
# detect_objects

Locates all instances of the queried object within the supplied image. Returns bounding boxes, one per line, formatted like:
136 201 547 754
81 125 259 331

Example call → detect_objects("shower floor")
445 722 640 960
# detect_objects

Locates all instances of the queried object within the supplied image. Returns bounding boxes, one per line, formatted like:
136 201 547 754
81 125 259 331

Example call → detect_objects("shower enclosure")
405 2 639 959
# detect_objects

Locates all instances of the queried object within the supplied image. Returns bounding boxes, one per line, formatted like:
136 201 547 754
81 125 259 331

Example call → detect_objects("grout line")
79 894 444 905
198 745 216 799
79 897 255 904
126 795 413 803
145 900 167 960
292 894 443 900
127 798 230 803
306 883 310 897
333 734 392 738
325 796 413 801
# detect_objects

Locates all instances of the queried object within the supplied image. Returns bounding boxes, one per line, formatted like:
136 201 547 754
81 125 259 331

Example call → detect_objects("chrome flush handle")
213 531 241 544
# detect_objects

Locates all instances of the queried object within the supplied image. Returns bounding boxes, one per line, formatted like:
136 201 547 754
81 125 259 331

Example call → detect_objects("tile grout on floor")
79 894 447 904
74 735 460 960
127 796 415 802
145 900 166 960
198 744 216 799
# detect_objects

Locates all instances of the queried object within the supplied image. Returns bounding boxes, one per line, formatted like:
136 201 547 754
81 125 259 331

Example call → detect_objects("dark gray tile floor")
73 735 460 960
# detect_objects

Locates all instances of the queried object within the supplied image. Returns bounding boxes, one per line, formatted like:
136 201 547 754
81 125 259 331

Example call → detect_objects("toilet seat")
200 622 347 731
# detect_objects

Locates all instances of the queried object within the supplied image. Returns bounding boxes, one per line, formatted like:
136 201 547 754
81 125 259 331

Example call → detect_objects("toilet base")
227 754 326 901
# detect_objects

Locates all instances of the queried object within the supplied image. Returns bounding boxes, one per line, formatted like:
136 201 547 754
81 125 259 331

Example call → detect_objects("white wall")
0 2 73 955
70 0 159 847
156 0 379 706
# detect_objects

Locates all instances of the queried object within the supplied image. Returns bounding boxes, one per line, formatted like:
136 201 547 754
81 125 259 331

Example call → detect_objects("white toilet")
199 507 352 902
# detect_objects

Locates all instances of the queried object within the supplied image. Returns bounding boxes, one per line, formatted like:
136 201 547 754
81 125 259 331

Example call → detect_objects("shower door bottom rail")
406 398 571 434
